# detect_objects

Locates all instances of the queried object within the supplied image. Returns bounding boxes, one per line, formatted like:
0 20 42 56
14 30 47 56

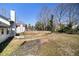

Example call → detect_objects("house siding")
0 28 11 43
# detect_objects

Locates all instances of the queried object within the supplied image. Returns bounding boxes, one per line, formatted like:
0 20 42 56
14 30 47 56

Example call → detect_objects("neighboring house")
72 24 79 29
0 10 16 43
16 23 25 35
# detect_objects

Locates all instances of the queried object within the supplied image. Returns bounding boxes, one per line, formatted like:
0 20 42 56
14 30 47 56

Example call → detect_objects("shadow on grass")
0 36 14 53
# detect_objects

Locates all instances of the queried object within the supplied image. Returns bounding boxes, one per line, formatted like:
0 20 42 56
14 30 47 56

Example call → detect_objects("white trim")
0 17 10 26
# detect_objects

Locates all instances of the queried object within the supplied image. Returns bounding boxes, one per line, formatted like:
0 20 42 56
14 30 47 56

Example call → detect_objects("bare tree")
54 4 66 25
37 6 52 30
66 4 79 25
54 4 79 29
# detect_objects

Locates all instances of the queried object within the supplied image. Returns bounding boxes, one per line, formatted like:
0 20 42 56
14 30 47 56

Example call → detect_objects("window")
1 29 4 34
7 29 9 34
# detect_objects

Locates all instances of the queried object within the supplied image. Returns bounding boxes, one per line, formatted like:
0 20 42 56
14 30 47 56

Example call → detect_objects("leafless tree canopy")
35 4 79 33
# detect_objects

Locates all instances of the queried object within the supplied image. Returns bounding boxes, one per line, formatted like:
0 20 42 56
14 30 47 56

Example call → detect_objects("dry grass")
1 31 79 56
0 31 50 56
0 39 24 56
37 33 79 56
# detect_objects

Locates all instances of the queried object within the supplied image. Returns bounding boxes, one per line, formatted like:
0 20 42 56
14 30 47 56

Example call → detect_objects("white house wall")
0 10 16 44
0 28 10 43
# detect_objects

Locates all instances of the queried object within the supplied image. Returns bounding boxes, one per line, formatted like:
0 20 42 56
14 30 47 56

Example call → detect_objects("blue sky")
0 3 58 25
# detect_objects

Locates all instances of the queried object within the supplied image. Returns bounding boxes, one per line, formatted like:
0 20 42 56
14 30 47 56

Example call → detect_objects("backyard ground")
0 31 79 56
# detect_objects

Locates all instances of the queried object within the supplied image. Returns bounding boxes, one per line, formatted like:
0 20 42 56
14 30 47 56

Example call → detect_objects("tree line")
35 4 79 34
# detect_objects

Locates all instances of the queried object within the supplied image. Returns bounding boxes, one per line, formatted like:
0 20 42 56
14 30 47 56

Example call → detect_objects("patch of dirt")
11 39 42 56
